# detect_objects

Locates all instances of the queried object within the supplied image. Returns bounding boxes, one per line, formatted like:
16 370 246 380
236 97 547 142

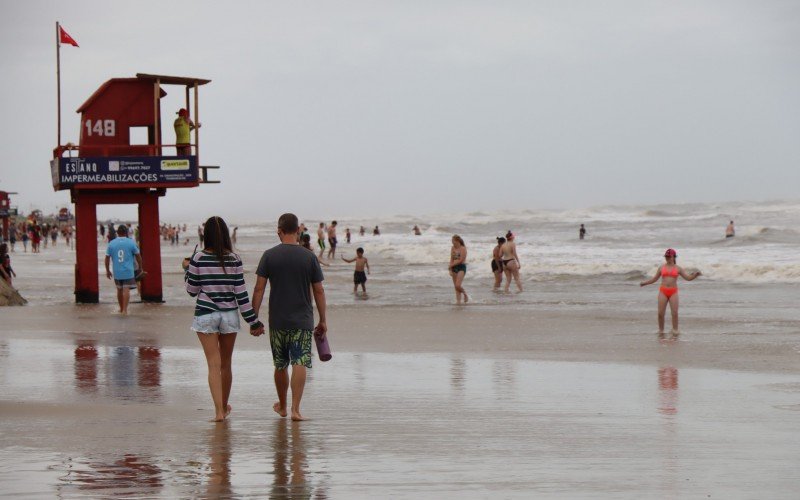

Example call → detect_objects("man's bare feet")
463 293 469 303
273 402 287 418
211 414 225 422
291 408 306 421
225 404 232 417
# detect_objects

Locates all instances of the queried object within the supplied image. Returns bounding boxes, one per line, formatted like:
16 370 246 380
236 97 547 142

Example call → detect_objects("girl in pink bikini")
640 248 701 335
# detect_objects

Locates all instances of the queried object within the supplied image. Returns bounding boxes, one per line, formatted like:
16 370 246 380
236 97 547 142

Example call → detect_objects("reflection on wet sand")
450 358 465 395
657 365 680 496
658 366 679 416
138 344 161 390
72 341 162 401
271 420 327 499
492 359 515 399
108 346 136 395
206 422 233 498
74 342 99 392
59 454 163 496
352 353 365 390
3 345 796 497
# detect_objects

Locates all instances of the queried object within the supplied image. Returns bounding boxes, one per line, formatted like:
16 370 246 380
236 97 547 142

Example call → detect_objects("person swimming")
639 248 702 336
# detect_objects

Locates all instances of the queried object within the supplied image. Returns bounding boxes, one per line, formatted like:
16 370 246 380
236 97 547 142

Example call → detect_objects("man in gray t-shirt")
252 213 327 422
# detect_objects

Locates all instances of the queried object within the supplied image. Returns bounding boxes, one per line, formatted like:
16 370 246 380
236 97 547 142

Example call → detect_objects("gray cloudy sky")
1 0 798 222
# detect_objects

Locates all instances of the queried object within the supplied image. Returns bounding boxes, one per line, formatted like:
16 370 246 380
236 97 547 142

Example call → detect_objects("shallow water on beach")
11 200 800 323
3 200 799 497
1 338 799 498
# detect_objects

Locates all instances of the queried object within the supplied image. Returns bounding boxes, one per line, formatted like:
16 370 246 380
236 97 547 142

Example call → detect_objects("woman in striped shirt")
184 216 264 422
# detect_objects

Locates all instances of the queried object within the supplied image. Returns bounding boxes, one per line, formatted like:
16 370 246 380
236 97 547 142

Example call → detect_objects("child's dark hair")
356 247 364 255
203 216 233 273
301 233 312 250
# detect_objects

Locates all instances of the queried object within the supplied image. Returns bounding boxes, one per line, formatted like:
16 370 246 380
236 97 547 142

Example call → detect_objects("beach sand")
1 243 799 498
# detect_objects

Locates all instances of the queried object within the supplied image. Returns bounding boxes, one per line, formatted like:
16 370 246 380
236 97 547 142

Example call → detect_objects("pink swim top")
661 266 679 278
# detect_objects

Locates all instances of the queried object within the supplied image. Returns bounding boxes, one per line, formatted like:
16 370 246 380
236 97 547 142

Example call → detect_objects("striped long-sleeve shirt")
185 251 259 325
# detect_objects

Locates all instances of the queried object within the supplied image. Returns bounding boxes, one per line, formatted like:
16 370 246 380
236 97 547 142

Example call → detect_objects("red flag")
59 26 79 47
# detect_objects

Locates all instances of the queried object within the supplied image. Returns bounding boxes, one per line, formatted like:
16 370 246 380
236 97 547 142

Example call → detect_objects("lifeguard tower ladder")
51 73 219 303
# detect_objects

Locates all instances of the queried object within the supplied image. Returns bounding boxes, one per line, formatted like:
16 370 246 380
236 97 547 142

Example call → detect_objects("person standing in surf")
449 235 469 305
492 237 505 290
500 231 523 292
725 220 735 238
327 220 338 260
342 247 370 295
639 248 701 336
316 222 326 259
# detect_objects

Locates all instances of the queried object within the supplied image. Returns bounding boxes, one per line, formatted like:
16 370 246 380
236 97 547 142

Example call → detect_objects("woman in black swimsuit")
492 237 505 290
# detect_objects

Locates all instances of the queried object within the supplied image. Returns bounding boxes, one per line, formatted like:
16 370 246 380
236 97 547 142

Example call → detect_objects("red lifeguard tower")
52 73 218 303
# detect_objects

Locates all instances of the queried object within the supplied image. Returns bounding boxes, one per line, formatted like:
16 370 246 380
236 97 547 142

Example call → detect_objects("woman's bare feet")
273 402 287 418
225 404 232 417
291 408 306 421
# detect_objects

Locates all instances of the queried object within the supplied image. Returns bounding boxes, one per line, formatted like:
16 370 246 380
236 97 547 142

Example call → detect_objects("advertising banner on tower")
52 156 198 190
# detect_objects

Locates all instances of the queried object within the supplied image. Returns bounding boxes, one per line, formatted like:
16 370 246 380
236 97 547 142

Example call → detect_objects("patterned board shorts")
269 328 313 370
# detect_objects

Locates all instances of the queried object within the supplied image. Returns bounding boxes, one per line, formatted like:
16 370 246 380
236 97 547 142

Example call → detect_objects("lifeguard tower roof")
76 73 210 113
135 73 211 86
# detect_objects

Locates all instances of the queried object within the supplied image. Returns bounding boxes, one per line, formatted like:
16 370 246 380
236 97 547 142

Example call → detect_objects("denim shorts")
191 310 241 335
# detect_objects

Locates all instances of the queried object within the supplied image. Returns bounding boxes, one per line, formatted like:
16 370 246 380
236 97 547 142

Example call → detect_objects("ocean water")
216 199 800 315
14 199 800 323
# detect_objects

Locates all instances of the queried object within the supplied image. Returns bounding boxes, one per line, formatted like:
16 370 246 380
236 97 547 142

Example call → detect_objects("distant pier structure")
51 73 219 303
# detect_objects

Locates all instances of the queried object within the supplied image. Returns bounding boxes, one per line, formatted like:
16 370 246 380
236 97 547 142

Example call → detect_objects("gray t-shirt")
256 243 324 330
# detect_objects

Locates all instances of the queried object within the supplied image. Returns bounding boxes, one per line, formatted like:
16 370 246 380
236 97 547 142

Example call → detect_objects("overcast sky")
1 0 798 222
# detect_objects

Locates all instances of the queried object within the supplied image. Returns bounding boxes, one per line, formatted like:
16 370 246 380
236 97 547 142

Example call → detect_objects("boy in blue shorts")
104 225 143 315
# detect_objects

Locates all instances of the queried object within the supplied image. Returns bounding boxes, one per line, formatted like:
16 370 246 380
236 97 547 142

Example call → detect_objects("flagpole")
56 21 61 147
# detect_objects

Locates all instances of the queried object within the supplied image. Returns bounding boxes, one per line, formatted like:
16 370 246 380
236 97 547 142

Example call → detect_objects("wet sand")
1 303 800 498
1 245 800 498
